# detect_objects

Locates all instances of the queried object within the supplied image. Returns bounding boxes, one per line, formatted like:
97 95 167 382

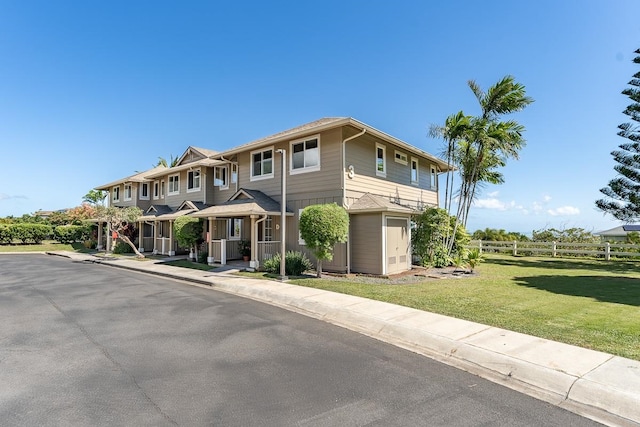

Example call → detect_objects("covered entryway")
385 217 410 275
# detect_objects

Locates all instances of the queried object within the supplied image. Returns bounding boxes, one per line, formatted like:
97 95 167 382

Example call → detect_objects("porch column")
138 220 144 252
250 215 258 269
106 223 112 252
207 217 215 265
96 222 103 250
152 221 158 254
168 220 175 256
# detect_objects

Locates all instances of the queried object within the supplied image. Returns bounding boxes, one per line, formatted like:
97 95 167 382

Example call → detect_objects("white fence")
469 240 640 261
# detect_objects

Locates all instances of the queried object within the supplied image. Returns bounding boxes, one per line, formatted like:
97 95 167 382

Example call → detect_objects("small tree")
94 206 144 258
299 203 349 277
83 190 107 207
174 216 203 260
412 207 469 267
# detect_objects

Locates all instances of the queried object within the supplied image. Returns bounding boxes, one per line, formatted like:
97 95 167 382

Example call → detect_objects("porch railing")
257 241 280 261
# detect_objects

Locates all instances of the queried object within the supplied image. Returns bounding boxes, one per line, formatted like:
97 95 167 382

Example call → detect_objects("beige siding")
163 169 207 208
350 213 383 275
228 127 343 201
345 133 439 209
345 175 437 210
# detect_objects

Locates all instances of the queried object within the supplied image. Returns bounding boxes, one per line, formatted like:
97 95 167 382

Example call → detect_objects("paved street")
0 255 601 426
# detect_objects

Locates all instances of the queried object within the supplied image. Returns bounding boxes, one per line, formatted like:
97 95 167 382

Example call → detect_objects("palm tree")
156 155 179 168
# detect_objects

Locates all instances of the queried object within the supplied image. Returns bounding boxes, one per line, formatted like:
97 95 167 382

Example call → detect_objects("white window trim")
394 150 408 165
214 165 229 190
376 143 386 177
411 157 419 185
298 208 306 245
153 181 160 200
263 216 273 242
231 163 238 184
140 182 150 200
112 186 120 202
430 166 438 190
168 174 180 196
290 134 321 175
250 146 274 182
123 184 132 201
160 180 165 198
228 218 242 241
187 168 201 193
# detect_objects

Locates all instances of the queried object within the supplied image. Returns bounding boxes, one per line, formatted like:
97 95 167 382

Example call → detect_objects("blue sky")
0 0 638 234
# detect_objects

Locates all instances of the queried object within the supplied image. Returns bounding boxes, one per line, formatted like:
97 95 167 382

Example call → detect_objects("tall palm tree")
459 76 532 227
156 154 179 168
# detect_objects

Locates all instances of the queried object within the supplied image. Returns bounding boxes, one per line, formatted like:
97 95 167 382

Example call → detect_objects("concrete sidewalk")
49 251 640 427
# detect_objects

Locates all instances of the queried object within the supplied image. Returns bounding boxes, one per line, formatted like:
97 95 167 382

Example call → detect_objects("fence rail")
469 240 640 260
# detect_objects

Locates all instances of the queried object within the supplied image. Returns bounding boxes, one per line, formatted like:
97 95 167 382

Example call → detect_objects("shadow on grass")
513 275 640 306
487 256 640 275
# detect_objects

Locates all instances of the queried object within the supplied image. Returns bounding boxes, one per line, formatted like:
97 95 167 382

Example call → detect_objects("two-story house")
95 117 449 275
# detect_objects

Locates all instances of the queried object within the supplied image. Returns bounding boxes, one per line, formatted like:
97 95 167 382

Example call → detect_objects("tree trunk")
119 235 145 259
316 259 323 278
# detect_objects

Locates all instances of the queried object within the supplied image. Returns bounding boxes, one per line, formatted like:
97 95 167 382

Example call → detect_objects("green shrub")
83 240 97 249
0 224 14 244
113 241 134 254
53 225 91 244
263 251 313 276
197 251 208 263
11 223 52 244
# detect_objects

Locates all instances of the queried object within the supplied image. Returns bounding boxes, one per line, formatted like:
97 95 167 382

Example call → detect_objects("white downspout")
341 128 366 274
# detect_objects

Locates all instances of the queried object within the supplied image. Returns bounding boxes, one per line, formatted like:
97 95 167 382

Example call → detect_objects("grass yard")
288 255 640 360
0 241 89 253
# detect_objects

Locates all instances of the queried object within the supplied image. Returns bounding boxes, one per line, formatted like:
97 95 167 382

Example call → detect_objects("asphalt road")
0 254 601 426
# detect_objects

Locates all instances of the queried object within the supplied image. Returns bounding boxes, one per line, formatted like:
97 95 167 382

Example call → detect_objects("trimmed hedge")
5 223 52 244
53 224 91 244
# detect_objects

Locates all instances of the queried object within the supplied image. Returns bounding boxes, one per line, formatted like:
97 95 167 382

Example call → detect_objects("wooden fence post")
478 240 483 254
605 242 610 261
512 240 517 256
552 241 557 257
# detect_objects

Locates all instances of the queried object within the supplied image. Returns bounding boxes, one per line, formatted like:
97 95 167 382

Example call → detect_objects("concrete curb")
46 252 640 426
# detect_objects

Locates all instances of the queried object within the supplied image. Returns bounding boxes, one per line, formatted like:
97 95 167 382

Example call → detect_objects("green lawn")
287 255 640 360
0 241 90 253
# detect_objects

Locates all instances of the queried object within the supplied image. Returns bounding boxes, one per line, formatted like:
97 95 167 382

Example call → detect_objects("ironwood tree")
596 48 640 222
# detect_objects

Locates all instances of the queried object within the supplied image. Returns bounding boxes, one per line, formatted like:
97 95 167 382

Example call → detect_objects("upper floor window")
124 184 132 201
153 181 160 199
376 143 386 177
214 166 228 189
160 180 165 198
112 186 120 202
395 150 408 165
168 175 180 195
411 157 419 185
290 135 320 174
187 169 201 192
251 147 273 181
231 164 238 184
140 183 149 200
430 166 437 190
